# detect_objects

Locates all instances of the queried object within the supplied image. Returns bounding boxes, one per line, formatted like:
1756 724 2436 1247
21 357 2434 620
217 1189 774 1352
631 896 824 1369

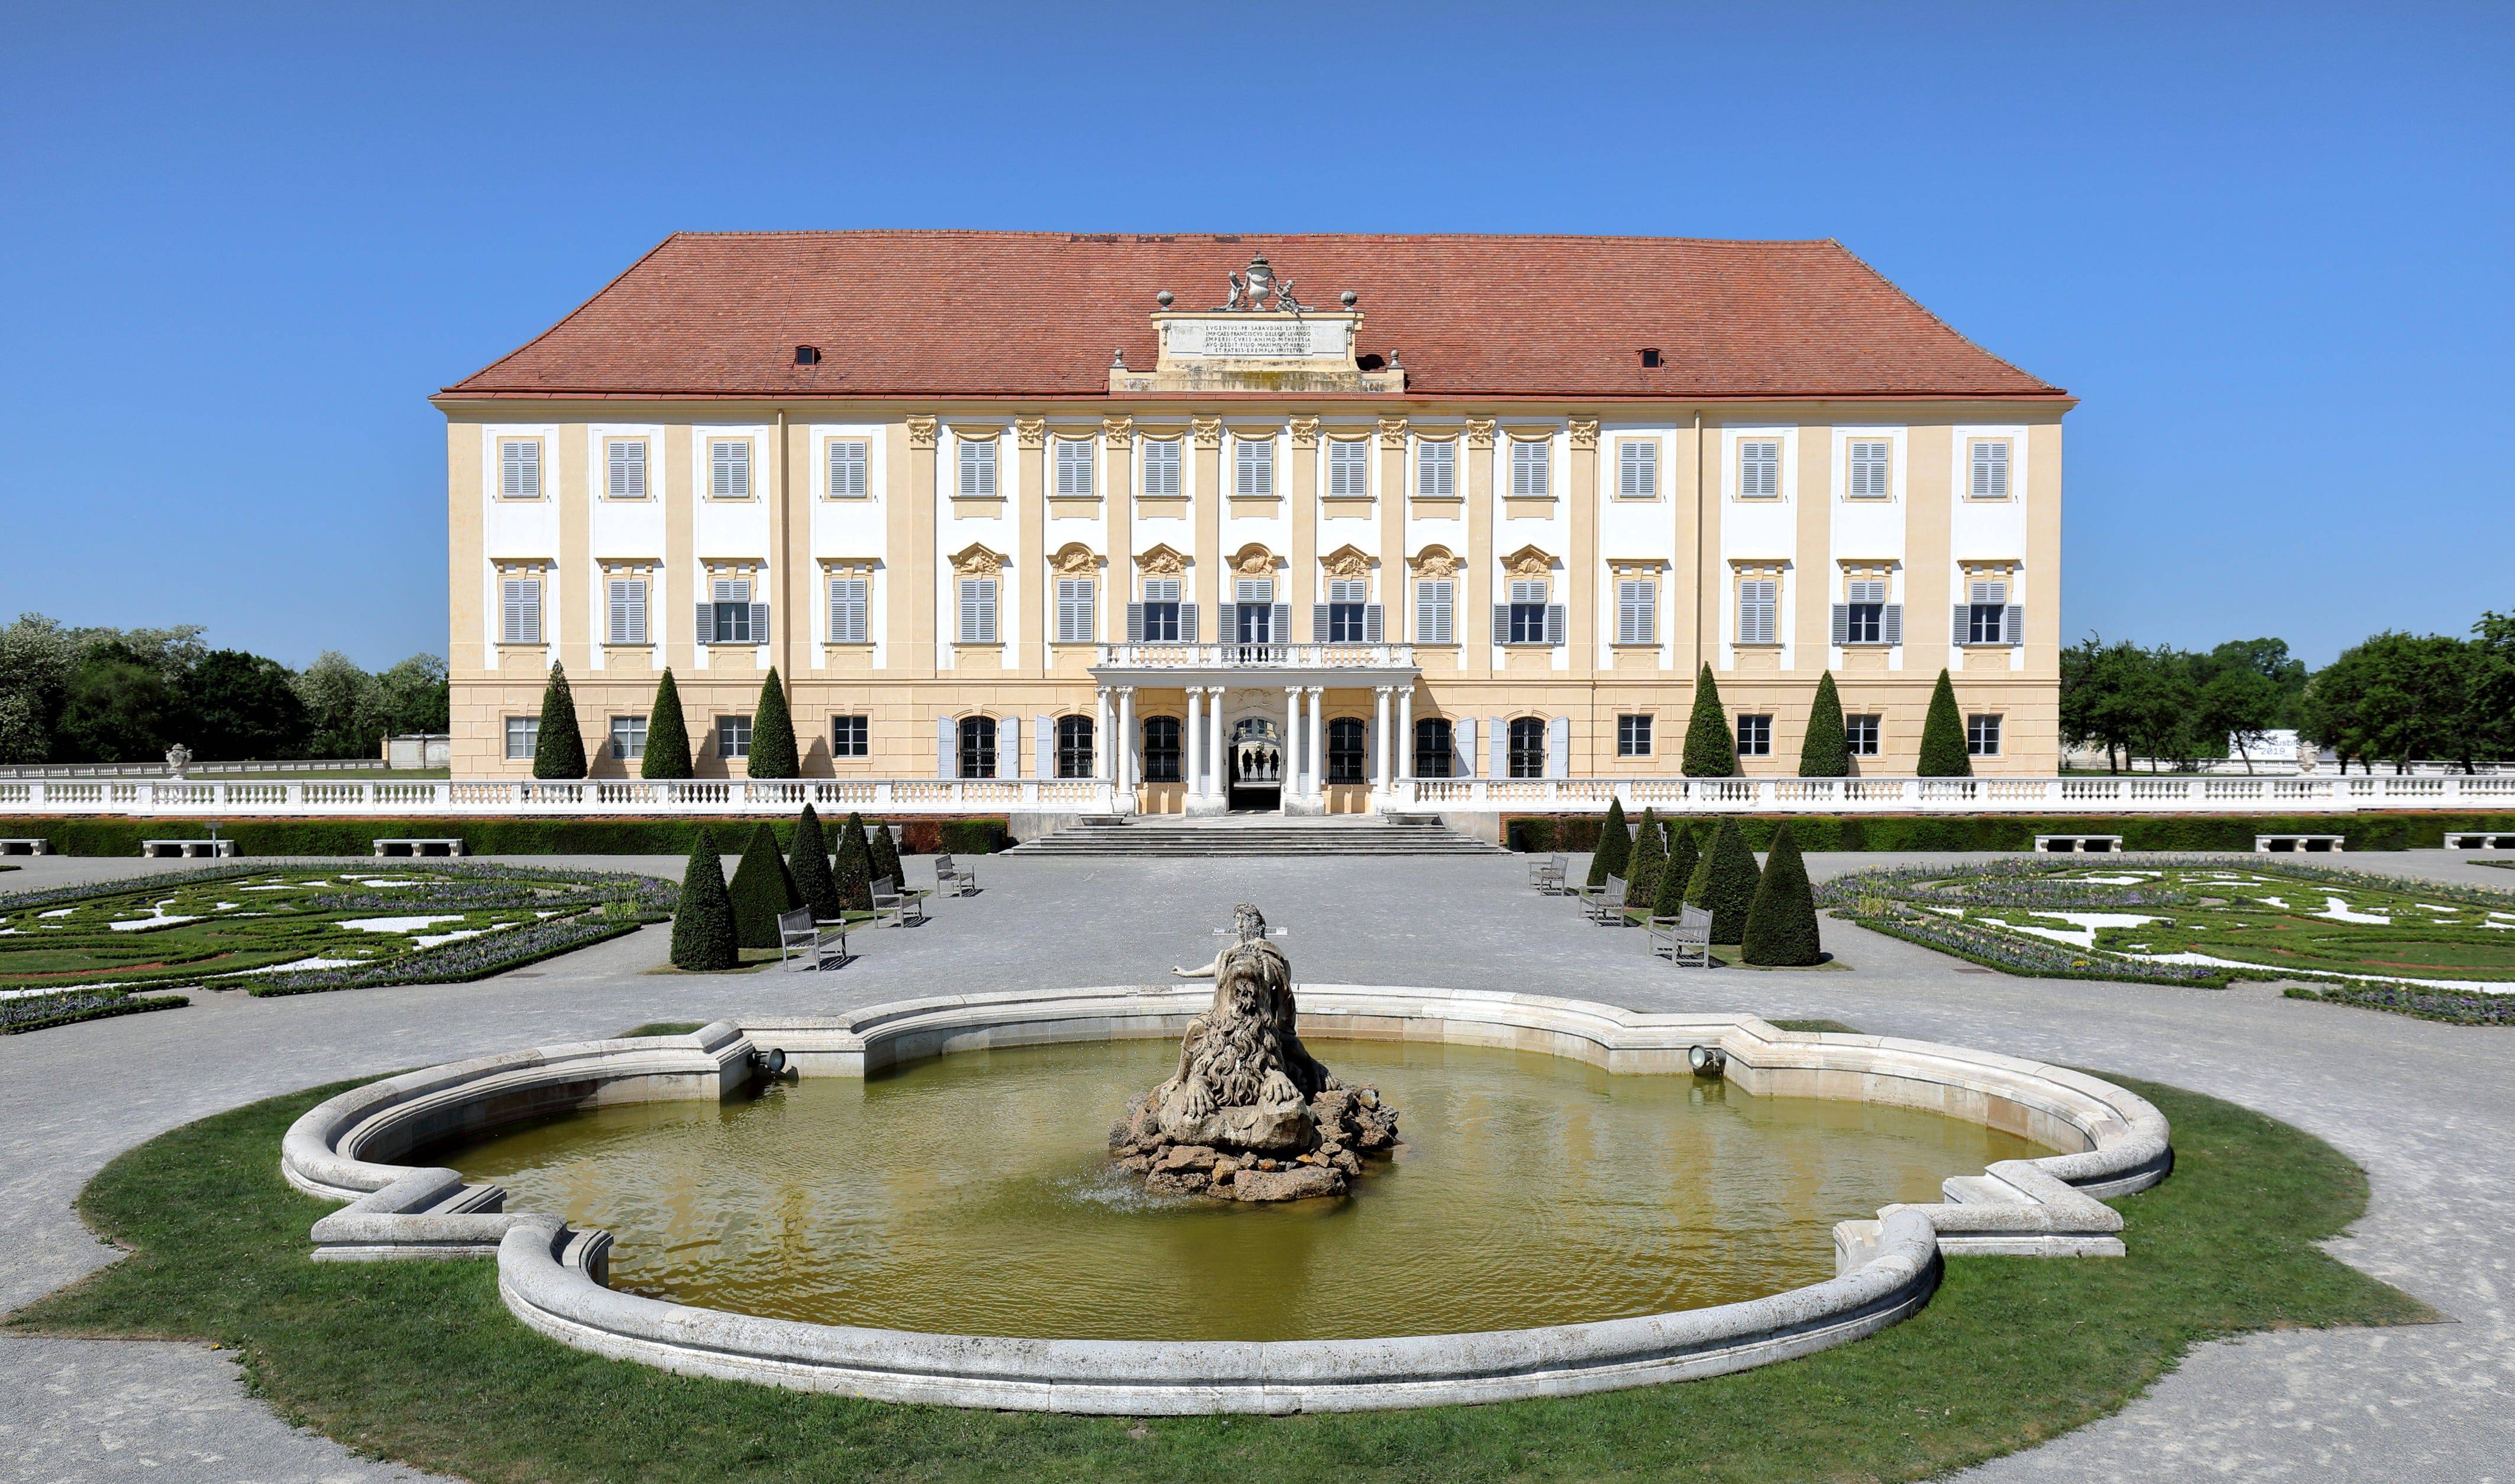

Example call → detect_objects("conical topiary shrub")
1800 671 1850 778
531 662 587 779
788 804 843 922
727 821 798 949
1586 798 1631 887
1917 668 1973 778
1624 809 1666 908
643 670 694 780
1696 818 1764 945
1682 665 1737 777
1654 824 1700 918
668 828 738 971
868 819 903 884
1742 822 1823 966
748 668 800 779
832 810 874 911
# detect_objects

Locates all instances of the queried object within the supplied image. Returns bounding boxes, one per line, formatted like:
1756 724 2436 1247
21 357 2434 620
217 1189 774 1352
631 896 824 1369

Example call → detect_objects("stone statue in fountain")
1111 904 1399 1201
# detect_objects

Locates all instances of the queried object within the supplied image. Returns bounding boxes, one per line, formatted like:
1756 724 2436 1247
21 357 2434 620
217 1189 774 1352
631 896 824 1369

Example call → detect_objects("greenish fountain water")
448 1038 2043 1341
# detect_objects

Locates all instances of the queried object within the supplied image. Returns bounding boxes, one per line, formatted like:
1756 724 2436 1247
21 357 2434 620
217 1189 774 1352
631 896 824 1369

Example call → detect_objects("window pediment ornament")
1376 415 1409 450
1321 544 1373 579
1192 416 1223 449
1136 543 1188 577
820 556 879 575
1408 545 1460 578
1502 544 1555 578
1502 425 1557 443
1232 544 1279 577
1609 558 1667 576
906 415 938 450
950 543 1007 577
946 423 1003 444
1051 542 1101 576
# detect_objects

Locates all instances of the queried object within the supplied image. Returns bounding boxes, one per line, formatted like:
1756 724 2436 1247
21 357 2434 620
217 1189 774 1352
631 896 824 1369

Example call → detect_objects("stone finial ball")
1341 290 1357 308
1158 290 1174 308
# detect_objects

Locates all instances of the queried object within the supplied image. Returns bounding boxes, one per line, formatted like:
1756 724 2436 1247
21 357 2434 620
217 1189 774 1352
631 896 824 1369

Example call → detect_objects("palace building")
438 231 2068 813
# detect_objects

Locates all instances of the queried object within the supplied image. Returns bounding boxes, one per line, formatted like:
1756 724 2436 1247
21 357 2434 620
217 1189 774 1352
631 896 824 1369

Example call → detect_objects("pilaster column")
1207 686 1227 801
1372 686 1393 788
1284 686 1303 804
1184 686 1205 799
1305 687 1325 801
1116 687 1137 802
1396 685 1415 780
1094 687 1113 783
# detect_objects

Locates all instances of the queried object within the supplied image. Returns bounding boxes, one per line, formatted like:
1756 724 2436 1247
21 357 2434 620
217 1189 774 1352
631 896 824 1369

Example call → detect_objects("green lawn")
9 1070 2426 1484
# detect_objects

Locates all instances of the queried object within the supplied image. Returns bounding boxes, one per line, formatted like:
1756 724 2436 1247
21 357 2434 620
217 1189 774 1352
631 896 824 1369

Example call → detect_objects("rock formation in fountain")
1110 904 1399 1202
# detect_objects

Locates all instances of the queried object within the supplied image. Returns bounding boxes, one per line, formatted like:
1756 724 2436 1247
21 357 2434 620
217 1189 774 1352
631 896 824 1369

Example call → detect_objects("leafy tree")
2470 612 2515 764
53 641 181 762
642 670 694 780
1680 665 1736 777
2206 638 2308 728
1741 822 1822 965
2194 662 2287 773
373 654 451 737
747 668 800 778
1653 825 1700 919
1799 671 1849 777
531 663 588 778
1624 809 1665 908
2312 632 2484 773
2060 637 2146 772
726 821 799 949
1587 798 1631 887
668 829 738 971
0 614 80 763
832 811 875 911
185 650 307 761
293 651 381 758
868 820 903 883
1916 669 1973 777
788 804 844 922
1692 818 1763 945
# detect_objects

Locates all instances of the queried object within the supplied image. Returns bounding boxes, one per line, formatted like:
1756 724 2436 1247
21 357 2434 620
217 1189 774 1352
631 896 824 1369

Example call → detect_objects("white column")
1372 686 1393 790
1396 685 1415 781
1305 687 1325 801
1284 686 1303 806
1208 687 1227 801
1116 687 1137 802
1184 686 1204 799
1094 687 1113 782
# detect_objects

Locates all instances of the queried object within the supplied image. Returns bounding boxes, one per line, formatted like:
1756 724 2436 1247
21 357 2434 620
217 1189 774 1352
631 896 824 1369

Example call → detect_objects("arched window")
1327 717 1367 784
1055 715 1095 779
957 716 997 779
1413 717 1454 778
1508 716 1547 778
1141 716 1182 783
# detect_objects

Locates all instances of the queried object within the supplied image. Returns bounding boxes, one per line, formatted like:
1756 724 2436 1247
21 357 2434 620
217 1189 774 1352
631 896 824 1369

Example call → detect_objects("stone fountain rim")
280 984 2172 1414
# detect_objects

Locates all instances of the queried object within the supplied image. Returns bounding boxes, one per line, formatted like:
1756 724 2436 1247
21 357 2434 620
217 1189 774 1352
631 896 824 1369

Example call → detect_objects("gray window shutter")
1000 716 1019 777
1455 717 1475 778
1488 717 1507 778
1126 602 1145 642
1272 602 1289 640
1831 604 1850 646
1545 716 1569 778
1545 604 1567 646
936 716 955 778
1313 603 1330 640
2006 604 2025 647
1364 604 1383 643
1883 604 1903 646
697 602 713 646
750 602 769 642
1492 604 1510 644
1035 715 1052 778
1954 605 1969 645
1180 603 1198 642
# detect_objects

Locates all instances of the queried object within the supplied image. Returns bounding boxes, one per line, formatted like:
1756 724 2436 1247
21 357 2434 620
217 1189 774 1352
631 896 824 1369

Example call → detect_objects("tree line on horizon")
0 613 450 766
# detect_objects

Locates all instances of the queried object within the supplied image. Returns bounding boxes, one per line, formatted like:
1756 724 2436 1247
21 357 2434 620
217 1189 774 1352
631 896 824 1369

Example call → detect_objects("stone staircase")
1004 812 1508 858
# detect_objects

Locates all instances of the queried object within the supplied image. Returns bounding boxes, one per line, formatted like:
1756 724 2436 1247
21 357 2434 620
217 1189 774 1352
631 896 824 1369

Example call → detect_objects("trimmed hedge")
1654 824 1701 917
642 671 694 780
2 991 187 1036
788 806 842 922
726 823 798 949
1741 822 1822 965
669 829 737 971
747 669 800 780
1587 799 1630 888
1695 819 1764 943
532 664 588 780
1503 811 2515 853
868 820 904 882
1918 669 1972 778
0 816 1015 856
1624 809 1666 908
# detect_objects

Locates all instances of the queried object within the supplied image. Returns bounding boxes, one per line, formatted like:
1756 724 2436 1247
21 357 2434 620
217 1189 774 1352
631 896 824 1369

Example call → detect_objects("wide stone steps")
1006 817 1507 858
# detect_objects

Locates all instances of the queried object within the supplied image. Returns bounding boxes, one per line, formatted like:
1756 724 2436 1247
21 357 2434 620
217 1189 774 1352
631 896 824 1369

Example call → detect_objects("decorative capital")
1568 417 1599 451
1464 417 1495 450
1101 415 1134 449
1286 415 1320 449
1192 416 1223 449
1016 417 1048 450
906 415 939 450
1376 415 1409 450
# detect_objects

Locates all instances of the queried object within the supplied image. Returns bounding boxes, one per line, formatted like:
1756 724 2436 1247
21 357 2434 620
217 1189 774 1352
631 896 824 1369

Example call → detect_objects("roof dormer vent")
1639 348 1663 368
794 345 822 366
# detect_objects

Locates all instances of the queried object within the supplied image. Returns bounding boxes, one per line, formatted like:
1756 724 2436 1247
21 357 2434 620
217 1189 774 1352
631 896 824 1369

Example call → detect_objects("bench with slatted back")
1580 875 1627 924
933 853 978 896
868 875 926 927
1527 852 1569 893
776 907 849 971
1647 903 1714 968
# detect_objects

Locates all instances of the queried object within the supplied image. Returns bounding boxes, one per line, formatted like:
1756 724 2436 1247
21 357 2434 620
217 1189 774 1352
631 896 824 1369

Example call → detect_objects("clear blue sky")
2 2 2506 669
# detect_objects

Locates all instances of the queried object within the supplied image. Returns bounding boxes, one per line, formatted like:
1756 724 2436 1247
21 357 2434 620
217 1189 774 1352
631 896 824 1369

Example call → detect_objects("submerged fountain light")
1689 1044 1727 1078
751 1046 787 1079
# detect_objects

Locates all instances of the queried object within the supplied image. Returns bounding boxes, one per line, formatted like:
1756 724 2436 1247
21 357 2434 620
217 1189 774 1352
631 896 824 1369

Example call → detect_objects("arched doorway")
1229 716 1283 811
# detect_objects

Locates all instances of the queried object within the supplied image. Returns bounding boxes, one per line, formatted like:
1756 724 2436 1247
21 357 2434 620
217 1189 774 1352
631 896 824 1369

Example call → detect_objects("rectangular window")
1328 717 1367 784
1968 714 2003 756
1737 713 1773 756
1324 578 1368 644
1507 717 1547 778
1055 439 1094 497
1056 577 1095 644
826 439 868 499
499 577 542 645
958 438 997 498
1233 578 1275 645
1054 715 1094 779
1738 439 1780 499
606 577 648 646
1415 578 1454 645
1846 714 1882 756
716 715 752 760
1414 718 1454 779
1140 578 1181 643
1509 439 1550 498
709 439 751 499
504 716 538 760
1618 714 1653 757
609 715 646 761
709 577 754 645
499 439 541 499
957 717 997 779
1616 576 1657 646
1617 439 1657 499
1507 579 1550 645
1737 577 1779 645
1233 437 1273 497
1967 580 2010 645
1142 439 1181 498
1970 439 2011 500
1416 440 1454 499
606 439 647 499
1140 715 1181 783
1330 439 1370 497
1847 439 1891 500
958 576 998 645
1843 577 1886 645
827 576 869 645
831 714 869 758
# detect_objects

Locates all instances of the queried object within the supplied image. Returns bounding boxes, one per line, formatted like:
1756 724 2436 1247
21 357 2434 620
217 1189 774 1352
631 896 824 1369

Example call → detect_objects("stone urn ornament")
164 743 192 780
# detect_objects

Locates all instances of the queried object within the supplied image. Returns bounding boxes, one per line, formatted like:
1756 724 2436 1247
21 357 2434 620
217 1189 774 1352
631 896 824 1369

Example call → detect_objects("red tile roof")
441 231 2063 402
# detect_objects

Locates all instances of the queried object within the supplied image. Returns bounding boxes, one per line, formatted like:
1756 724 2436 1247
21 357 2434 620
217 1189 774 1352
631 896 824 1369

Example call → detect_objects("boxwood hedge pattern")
0 816 1011 858
1503 812 2515 855
1819 858 2515 1025
0 862 675 1015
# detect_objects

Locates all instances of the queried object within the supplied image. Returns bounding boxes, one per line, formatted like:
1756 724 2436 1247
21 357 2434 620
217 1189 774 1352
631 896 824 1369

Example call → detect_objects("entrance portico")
1092 644 1417 815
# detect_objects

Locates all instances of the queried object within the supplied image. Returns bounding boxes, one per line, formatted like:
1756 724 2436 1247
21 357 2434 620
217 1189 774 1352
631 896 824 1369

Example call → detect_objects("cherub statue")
1274 277 1304 315
1218 271 1247 312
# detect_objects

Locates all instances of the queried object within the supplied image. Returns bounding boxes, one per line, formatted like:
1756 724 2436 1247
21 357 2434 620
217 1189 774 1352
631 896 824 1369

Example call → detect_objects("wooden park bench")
1527 852 1569 893
933 853 979 896
869 875 926 928
1646 903 1714 968
1580 875 1628 925
776 907 849 971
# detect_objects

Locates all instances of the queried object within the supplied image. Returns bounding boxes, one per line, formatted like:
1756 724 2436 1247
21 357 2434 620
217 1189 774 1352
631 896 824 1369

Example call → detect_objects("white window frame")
1141 438 1182 499
1968 439 2012 500
708 438 752 500
1416 439 1455 499
499 576 543 646
608 715 647 761
1846 714 1882 756
1617 713 1653 757
605 576 647 646
1330 438 1370 499
1615 575 1657 646
497 438 542 500
1737 439 1780 500
826 575 869 645
604 438 648 500
1617 439 1658 499
1414 577 1454 645
716 714 752 760
707 577 755 645
1737 713 1774 757
958 576 999 645
1233 436 1273 498
1737 577 1779 646
830 714 869 758
825 439 869 500
957 437 998 499
1967 714 2004 756
1056 576 1095 645
1509 439 1551 499
1054 438 1095 498
1847 439 1892 500
504 716 539 760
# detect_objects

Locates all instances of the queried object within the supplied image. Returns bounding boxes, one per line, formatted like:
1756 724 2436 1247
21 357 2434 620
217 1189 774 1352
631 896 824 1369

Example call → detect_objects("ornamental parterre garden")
0 863 673 1034
1819 859 2515 1024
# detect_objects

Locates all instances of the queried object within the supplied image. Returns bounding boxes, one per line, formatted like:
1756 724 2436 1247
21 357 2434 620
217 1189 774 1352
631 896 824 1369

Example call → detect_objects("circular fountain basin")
282 985 2171 1413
